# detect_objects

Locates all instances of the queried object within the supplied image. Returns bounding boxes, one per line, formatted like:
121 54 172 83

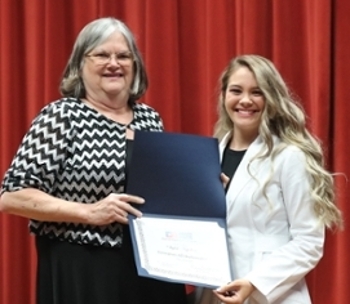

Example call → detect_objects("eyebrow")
227 84 243 89
227 84 261 89
94 49 130 53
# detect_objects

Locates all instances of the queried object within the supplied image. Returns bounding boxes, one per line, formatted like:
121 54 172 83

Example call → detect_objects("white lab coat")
196 133 324 304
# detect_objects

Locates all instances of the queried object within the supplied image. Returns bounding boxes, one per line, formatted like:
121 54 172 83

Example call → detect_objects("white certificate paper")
130 215 232 288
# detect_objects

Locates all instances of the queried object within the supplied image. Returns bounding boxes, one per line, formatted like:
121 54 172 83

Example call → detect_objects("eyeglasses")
85 51 134 66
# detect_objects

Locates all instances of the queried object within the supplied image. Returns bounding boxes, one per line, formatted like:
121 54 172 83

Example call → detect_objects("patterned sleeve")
1 101 71 195
152 109 164 131
132 103 164 132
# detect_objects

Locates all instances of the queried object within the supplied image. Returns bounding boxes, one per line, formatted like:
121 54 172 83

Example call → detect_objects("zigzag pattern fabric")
1 98 163 247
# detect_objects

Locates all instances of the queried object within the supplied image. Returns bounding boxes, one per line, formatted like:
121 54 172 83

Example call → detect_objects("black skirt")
35 227 188 304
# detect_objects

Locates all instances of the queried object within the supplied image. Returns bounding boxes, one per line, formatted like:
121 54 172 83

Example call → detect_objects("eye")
117 52 133 60
252 89 263 96
95 53 110 59
229 88 242 95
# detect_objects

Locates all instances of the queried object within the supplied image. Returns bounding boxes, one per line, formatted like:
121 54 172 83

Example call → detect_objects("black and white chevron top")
1 98 163 247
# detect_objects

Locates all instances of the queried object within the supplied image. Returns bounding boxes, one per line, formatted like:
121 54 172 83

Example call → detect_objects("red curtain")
1 0 349 303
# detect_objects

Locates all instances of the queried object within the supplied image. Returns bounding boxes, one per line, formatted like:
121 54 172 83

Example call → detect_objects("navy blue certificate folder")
126 130 226 218
126 130 231 287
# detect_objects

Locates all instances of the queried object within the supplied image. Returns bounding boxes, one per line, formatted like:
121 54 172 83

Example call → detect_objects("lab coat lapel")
219 133 264 205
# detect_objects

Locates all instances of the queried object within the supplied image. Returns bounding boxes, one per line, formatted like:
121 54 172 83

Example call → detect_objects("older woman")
0 17 187 304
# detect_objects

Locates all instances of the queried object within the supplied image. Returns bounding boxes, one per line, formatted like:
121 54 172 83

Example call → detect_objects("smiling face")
81 31 134 103
224 66 265 137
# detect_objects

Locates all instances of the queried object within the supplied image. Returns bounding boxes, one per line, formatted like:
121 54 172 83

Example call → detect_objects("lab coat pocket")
253 235 290 266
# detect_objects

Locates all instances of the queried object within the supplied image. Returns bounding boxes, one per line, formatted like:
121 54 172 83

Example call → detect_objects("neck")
229 129 258 150
82 95 133 125
84 94 130 114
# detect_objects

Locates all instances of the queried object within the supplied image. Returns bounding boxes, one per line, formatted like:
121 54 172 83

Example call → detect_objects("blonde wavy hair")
214 54 343 229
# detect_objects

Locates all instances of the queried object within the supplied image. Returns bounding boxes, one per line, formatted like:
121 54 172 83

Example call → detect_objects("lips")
104 75 122 78
103 71 124 77
235 109 259 113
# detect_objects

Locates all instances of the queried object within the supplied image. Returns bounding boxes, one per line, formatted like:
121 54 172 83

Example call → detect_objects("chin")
106 89 129 99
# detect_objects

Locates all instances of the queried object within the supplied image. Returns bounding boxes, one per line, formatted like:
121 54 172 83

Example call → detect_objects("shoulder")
28 98 85 138
273 142 308 176
133 102 160 115
34 98 82 120
132 102 163 122
270 136 305 159
280 144 305 162
252 136 307 172
131 102 163 131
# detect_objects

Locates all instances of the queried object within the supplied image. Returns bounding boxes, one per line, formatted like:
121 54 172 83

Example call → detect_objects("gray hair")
60 17 148 103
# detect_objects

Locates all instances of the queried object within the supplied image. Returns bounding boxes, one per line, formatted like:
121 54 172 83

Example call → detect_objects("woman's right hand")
85 193 145 225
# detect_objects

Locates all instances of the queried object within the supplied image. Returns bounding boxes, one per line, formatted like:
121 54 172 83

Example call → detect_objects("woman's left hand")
220 173 230 189
213 279 256 304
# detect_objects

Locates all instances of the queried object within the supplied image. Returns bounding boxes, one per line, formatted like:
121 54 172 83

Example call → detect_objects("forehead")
227 66 258 86
93 31 129 50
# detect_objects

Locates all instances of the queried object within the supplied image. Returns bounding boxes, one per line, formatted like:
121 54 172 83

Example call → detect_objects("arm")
0 189 143 225
0 102 144 225
0 189 85 221
245 148 325 302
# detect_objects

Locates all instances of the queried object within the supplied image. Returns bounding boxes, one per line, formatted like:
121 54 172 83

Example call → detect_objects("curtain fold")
1 1 348 303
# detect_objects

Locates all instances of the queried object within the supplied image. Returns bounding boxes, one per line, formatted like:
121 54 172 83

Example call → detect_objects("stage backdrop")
0 0 349 303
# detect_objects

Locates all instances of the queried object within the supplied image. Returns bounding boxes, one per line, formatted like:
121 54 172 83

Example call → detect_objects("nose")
108 54 121 66
239 94 252 105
